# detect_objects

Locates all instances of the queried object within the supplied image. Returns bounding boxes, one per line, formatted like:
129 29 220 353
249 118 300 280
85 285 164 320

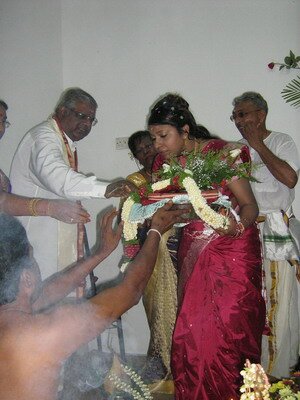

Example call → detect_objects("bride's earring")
183 132 188 151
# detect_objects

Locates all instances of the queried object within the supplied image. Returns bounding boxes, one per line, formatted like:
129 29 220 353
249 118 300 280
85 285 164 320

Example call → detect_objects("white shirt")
10 117 108 278
10 118 107 200
241 131 300 214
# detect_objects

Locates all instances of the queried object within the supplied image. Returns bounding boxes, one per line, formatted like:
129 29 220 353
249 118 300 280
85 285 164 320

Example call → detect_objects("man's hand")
105 180 137 198
150 201 190 234
48 200 90 224
240 121 265 151
95 208 123 259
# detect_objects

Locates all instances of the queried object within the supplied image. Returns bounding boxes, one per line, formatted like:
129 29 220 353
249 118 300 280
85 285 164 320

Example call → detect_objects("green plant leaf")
281 76 300 108
290 49 295 59
285 56 292 66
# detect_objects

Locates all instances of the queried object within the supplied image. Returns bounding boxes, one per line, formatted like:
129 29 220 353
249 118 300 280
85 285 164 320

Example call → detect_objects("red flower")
268 62 275 69
139 186 147 198
124 244 140 259
172 175 180 187
178 155 187 168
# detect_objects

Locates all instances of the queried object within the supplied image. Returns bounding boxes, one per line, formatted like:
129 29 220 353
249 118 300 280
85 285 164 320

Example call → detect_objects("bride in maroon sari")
147 94 266 400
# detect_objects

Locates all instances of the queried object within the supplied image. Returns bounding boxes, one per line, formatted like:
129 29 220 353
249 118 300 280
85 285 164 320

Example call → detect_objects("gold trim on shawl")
143 228 177 377
49 117 78 271
266 261 278 373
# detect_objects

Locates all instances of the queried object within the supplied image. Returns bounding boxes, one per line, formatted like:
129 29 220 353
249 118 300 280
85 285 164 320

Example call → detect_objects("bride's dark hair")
148 93 211 139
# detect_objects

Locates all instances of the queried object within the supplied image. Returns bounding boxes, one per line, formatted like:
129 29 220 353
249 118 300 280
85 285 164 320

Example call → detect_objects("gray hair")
0 213 32 304
0 100 8 111
232 91 268 114
54 87 98 113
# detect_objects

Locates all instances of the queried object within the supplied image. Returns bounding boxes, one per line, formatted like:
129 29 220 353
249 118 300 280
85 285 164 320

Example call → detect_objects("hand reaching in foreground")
150 201 191 235
48 200 90 224
105 179 138 198
95 208 123 259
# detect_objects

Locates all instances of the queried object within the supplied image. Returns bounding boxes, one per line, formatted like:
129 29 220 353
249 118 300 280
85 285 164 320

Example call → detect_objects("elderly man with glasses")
231 91 300 379
10 88 134 280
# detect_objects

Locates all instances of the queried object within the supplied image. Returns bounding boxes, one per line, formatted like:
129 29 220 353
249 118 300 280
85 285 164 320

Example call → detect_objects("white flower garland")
182 176 229 229
108 363 153 400
121 197 140 241
151 178 171 192
122 176 229 241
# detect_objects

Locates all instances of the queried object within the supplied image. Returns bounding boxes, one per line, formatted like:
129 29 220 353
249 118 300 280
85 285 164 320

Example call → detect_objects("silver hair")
0 100 8 110
232 91 268 114
54 87 98 113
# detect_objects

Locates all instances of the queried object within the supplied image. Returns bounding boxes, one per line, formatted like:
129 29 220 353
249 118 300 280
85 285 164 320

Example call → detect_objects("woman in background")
148 93 265 400
0 99 89 223
124 130 179 393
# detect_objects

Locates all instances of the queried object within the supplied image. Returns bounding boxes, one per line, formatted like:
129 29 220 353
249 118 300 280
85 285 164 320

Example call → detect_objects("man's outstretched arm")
32 209 122 311
39 202 186 361
89 201 185 321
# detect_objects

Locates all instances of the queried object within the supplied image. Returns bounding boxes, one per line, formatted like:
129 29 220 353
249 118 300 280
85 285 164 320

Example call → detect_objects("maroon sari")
170 140 266 399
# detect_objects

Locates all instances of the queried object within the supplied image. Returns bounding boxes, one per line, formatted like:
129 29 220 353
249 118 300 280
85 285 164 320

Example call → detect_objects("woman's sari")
170 140 266 399
124 171 179 392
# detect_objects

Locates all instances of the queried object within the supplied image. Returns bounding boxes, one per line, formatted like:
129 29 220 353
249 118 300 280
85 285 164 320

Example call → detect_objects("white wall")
0 0 299 354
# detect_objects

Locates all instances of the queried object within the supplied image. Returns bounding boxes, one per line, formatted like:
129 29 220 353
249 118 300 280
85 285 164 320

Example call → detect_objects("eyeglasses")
230 109 260 122
68 108 98 126
0 120 11 128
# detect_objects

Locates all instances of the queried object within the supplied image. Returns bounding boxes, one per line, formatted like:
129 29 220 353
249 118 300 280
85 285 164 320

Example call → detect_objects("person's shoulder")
214 139 249 154
218 140 250 163
269 130 294 141
224 140 246 149
29 119 55 135
29 119 61 144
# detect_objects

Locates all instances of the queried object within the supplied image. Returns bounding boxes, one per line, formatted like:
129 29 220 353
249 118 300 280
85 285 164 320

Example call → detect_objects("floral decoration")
121 148 253 241
155 148 252 190
108 362 153 399
240 360 300 399
268 50 300 108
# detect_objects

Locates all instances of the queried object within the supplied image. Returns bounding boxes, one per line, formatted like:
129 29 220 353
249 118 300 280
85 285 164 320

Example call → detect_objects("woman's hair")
148 93 211 139
232 91 268 114
54 87 98 113
0 213 32 304
128 130 152 157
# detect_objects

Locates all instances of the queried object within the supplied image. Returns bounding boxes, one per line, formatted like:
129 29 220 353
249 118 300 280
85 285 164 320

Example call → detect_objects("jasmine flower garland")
183 176 229 229
121 197 140 241
108 363 153 400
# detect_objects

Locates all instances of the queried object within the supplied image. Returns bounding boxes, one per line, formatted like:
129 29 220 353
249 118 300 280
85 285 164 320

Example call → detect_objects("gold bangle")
28 198 41 216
